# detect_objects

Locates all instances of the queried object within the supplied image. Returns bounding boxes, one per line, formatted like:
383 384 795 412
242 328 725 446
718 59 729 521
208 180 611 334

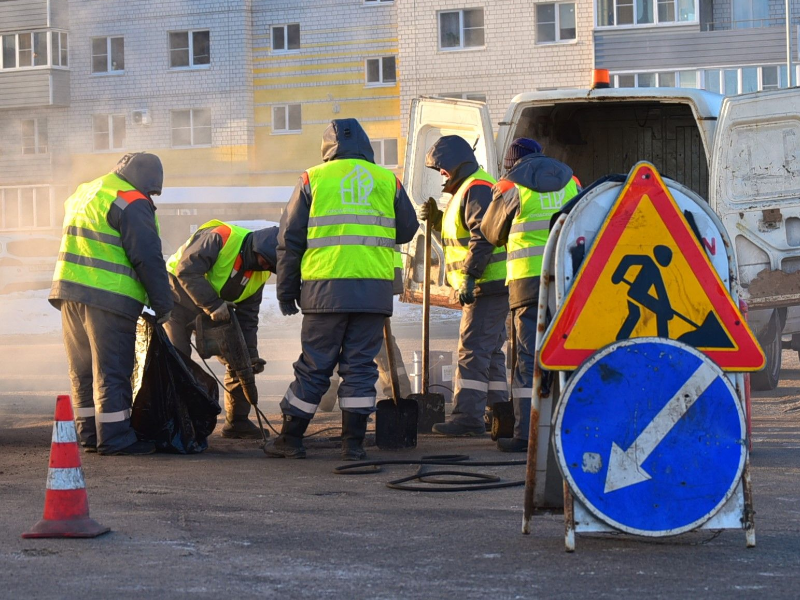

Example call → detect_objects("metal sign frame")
521 163 756 551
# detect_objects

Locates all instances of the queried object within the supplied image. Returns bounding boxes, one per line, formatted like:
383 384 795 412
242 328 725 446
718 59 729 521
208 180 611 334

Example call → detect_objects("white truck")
401 87 800 390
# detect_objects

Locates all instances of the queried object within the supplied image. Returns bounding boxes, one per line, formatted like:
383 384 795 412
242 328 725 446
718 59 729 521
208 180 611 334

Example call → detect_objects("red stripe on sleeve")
212 224 232 246
301 172 310 186
495 179 515 194
117 190 148 204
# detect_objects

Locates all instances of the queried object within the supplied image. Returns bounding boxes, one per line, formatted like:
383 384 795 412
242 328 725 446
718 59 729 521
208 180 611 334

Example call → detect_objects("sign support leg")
564 479 575 552
742 458 756 548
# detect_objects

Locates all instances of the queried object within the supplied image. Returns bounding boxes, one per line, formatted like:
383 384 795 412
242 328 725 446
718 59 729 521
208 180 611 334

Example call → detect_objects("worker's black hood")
114 152 164 198
321 119 375 163
425 135 480 194
504 153 573 193
243 226 279 272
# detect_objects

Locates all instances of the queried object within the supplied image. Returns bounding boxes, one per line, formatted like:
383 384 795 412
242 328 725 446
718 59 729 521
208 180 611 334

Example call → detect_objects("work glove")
155 310 172 325
457 276 476 306
252 358 267 375
279 299 300 316
416 197 443 230
208 302 230 322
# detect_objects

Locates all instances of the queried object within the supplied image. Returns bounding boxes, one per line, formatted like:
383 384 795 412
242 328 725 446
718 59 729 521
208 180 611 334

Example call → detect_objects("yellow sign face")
540 162 764 372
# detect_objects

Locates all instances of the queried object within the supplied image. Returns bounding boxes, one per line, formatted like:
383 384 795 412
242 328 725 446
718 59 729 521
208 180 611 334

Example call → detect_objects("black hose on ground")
334 454 526 492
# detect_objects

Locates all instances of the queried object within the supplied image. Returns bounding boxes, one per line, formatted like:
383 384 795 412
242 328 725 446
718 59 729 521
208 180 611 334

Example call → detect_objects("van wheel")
751 326 782 392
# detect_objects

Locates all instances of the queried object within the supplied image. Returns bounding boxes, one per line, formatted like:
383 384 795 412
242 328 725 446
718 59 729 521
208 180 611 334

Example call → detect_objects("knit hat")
503 138 542 170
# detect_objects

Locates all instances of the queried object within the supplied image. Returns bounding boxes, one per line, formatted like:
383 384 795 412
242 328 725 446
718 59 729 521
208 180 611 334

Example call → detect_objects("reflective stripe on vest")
302 159 397 281
166 220 269 304
441 168 506 289
52 172 153 305
506 179 579 282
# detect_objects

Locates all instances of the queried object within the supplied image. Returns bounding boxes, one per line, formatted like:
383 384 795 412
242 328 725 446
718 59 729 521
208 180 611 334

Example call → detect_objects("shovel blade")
375 397 418 449
677 311 735 349
407 392 445 433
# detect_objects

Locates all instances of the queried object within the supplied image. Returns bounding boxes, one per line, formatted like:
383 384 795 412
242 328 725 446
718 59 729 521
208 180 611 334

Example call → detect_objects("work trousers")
61 301 138 453
163 301 252 422
450 294 509 428
512 304 538 440
320 331 411 409
281 313 385 418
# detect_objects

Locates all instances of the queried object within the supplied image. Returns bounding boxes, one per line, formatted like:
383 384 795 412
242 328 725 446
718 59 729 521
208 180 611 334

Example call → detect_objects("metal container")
412 350 453 403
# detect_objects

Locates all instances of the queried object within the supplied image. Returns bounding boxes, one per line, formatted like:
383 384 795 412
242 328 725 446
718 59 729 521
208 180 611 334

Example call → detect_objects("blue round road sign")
554 338 746 536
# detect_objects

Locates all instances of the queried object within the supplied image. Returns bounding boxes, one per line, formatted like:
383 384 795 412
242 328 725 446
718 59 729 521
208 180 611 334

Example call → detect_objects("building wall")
0 0 48 31
65 0 255 190
250 0 401 188
397 0 595 134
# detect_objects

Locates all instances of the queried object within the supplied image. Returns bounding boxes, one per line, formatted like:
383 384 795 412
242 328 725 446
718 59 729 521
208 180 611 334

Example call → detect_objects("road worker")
50 152 174 456
417 135 509 437
482 138 580 452
163 222 278 439
268 118 418 460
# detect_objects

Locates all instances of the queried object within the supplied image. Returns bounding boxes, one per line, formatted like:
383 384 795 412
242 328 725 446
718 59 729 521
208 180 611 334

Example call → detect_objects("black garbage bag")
131 316 221 454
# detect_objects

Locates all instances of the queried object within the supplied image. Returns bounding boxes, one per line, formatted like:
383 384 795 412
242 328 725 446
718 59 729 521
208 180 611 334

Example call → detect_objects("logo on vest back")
539 189 567 211
340 164 374 206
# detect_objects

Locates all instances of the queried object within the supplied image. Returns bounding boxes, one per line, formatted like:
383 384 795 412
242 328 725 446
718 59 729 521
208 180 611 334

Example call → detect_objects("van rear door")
402 97 496 308
711 88 800 309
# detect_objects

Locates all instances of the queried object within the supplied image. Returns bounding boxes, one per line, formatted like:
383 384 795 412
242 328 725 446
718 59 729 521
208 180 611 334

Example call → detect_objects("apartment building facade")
596 0 797 94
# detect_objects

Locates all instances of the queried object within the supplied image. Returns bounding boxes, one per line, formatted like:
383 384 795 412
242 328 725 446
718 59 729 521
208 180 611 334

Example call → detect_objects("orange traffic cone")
22 395 110 538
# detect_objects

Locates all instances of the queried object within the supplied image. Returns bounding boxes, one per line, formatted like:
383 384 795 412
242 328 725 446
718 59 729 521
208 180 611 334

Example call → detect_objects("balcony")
0 69 70 110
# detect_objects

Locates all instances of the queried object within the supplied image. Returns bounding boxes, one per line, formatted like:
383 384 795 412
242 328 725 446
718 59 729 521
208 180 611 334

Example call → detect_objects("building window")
169 30 210 68
21 119 47 155
365 56 396 86
171 109 212 147
703 65 788 95
0 187 52 230
597 0 695 26
761 66 780 91
93 115 126 152
92 37 124 74
441 92 488 102
370 139 399 167
51 32 68 67
272 104 302 134
439 9 485 50
537 3 577 42
272 24 300 52
0 32 48 69
732 0 769 28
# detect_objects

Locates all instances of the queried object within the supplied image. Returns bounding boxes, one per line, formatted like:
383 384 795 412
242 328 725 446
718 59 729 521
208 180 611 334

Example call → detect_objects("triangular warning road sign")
540 162 765 372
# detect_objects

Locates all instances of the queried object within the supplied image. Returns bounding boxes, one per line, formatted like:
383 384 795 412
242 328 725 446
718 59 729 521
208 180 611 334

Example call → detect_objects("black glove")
458 276 476 306
416 197 443 230
279 299 300 316
155 310 172 325
252 358 266 375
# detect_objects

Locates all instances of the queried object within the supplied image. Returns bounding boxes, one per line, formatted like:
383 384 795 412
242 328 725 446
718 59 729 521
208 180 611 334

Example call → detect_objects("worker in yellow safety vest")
482 138 580 452
267 118 418 460
164 221 278 439
417 135 510 437
50 152 174 456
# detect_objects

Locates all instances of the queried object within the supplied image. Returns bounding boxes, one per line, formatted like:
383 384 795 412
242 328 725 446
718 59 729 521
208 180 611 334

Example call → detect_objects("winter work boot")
100 440 156 456
221 418 266 440
341 411 369 461
497 437 528 453
264 415 310 459
432 419 485 437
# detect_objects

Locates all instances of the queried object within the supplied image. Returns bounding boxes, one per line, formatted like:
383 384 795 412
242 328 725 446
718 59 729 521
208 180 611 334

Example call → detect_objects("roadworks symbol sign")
540 162 765 372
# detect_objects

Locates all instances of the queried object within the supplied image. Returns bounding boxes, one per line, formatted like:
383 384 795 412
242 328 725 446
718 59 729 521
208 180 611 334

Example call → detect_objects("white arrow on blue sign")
554 337 746 537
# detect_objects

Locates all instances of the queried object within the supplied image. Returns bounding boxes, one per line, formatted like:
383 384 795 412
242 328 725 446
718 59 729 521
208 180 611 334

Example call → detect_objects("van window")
511 101 709 199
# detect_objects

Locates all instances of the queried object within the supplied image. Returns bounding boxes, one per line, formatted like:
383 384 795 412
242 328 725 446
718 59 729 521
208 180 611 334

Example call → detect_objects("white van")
402 88 800 390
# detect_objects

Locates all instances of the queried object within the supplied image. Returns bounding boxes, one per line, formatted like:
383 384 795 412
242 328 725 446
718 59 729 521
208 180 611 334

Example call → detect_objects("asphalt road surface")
1 323 799 599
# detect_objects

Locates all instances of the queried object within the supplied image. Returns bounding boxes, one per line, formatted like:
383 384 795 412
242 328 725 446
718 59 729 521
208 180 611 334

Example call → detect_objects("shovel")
375 318 418 449
491 314 515 441
408 217 446 432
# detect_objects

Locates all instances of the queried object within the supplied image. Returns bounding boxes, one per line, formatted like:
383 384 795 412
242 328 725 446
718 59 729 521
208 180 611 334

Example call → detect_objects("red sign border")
540 163 765 371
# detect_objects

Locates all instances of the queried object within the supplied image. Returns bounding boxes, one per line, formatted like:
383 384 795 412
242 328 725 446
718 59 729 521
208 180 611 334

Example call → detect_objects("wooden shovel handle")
422 219 432 393
384 318 401 405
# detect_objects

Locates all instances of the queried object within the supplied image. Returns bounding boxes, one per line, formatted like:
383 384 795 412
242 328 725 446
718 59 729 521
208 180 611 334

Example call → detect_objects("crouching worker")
163 221 278 439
